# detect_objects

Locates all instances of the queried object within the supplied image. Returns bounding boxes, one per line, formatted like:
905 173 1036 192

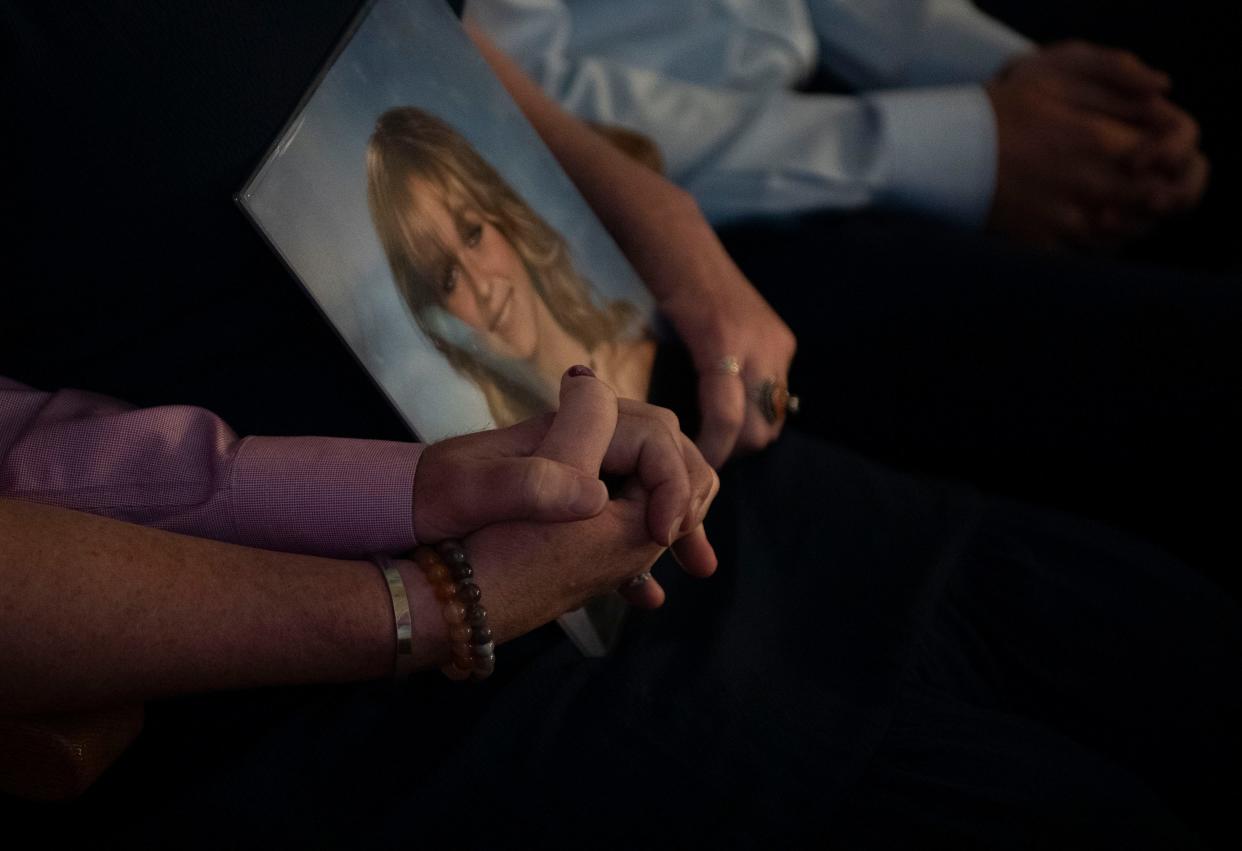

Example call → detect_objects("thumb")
459 456 609 527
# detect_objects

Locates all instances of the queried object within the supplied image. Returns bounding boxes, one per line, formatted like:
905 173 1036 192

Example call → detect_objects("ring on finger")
623 572 653 589
751 378 800 425
712 355 742 377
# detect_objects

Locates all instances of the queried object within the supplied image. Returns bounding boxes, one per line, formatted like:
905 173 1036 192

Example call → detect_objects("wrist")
401 557 453 669
368 555 454 678
372 544 500 681
991 47 1039 85
412 543 497 681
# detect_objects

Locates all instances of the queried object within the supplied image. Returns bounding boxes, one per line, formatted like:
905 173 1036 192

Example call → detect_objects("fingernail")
667 515 685 547
567 364 595 378
570 479 608 516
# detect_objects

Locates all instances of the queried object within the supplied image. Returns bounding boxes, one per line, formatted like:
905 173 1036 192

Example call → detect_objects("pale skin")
0 371 717 715
407 175 655 406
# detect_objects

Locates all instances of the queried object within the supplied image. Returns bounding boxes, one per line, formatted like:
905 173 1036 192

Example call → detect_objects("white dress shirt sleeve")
468 0 1014 226
806 0 1034 88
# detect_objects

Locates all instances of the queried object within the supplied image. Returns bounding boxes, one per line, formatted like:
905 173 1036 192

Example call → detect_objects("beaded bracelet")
413 541 495 682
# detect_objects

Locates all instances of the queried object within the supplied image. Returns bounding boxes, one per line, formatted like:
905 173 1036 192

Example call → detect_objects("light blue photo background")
241 0 654 441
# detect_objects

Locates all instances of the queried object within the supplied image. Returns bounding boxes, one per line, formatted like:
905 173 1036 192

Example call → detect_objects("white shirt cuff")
869 84 996 227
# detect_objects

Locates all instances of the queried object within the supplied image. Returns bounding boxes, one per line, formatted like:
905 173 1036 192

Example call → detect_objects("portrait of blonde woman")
367 106 655 427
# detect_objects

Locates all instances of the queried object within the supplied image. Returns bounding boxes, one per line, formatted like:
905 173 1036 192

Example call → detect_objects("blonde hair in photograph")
367 106 639 426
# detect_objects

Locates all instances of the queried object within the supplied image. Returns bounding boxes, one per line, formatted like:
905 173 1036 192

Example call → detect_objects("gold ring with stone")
754 379 800 424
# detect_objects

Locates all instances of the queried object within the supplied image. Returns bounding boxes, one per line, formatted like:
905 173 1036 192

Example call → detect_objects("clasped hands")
987 40 1209 250
412 367 719 643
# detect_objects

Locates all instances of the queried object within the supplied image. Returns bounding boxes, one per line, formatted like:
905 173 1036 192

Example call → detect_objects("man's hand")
412 413 611 544
416 366 717 610
463 494 666 642
533 367 718 607
986 40 1208 250
415 369 718 561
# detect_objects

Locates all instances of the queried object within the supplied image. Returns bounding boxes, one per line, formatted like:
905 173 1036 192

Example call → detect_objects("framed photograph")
239 0 656 443
238 0 657 655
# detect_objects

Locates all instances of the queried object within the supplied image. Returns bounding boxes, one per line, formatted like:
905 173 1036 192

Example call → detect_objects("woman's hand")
414 369 718 561
646 202 797 469
462 368 718 638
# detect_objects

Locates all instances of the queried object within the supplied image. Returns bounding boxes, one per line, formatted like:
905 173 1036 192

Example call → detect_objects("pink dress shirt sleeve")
0 377 424 558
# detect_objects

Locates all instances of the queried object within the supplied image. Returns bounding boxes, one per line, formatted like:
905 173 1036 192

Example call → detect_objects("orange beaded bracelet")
413 542 495 682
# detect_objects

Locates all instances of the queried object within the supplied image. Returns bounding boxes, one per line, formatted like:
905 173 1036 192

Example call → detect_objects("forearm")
0 499 446 715
467 18 799 464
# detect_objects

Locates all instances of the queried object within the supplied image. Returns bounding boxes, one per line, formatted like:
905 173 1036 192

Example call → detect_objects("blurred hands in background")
986 40 1208 251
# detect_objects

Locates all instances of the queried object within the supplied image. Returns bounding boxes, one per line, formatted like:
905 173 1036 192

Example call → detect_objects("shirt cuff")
905 0 1035 85
229 436 424 558
869 84 996 228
